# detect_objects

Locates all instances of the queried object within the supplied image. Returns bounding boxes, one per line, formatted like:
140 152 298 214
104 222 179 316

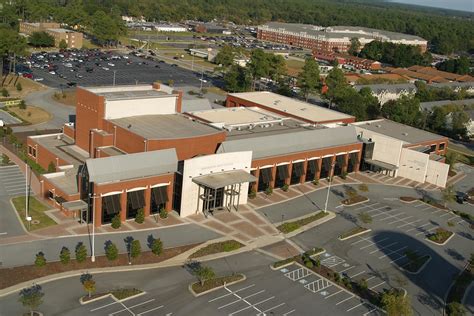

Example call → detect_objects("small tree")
111 214 121 229
59 39 68 50
151 238 163 256
358 211 373 224
59 246 71 264
1 88 9 97
80 273 96 298
195 265 216 286
105 241 119 261
130 239 141 259
441 185 456 207
135 208 145 224
265 186 273 196
167 79 174 87
34 252 46 267
19 284 44 316
345 186 358 200
381 289 412 316
16 82 23 91
1 153 10 165
446 302 466 316
248 188 256 199
159 208 168 219
282 183 289 192
75 242 88 263
359 278 368 290
47 161 56 173
19 100 27 110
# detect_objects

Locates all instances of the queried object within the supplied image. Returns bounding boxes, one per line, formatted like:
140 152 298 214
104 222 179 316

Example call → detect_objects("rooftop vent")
402 132 408 136
376 124 381 128
127 124 132 129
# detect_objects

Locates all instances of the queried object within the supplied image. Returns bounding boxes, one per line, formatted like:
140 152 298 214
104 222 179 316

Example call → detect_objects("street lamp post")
89 193 96 262
113 70 117 86
323 162 336 214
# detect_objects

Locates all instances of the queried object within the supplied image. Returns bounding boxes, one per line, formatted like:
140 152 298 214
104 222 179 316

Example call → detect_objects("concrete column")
342 154 349 174
270 165 277 189
329 156 336 178
300 160 308 184
94 196 102 227
251 169 259 192
286 163 292 185
120 192 127 221
355 151 362 172
144 187 151 217
316 159 322 180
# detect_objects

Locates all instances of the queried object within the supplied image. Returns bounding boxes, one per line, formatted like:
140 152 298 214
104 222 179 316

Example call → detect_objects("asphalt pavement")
0 165 27 238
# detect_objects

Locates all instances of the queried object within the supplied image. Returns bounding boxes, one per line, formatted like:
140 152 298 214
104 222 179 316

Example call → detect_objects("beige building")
19 22 83 49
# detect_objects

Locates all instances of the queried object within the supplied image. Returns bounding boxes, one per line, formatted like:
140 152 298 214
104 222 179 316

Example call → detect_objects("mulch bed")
81 293 110 302
427 228 453 244
191 274 244 294
400 196 417 202
189 240 243 259
402 255 430 273
341 195 368 205
339 226 369 239
0 244 200 290
277 211 328 234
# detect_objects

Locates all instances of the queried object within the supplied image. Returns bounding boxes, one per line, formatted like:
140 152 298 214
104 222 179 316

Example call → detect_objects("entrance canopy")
192 170 256 189
62 200 88 211
365 159 398 171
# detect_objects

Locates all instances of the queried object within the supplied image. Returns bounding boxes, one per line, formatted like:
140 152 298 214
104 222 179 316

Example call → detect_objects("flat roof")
229 92 353 123
31 134 88 166
352 119 446 144
96 89 169 101
193 170 256 189
110 114 222 140
98 146 126 156
45 167 79 196
189 106 285 126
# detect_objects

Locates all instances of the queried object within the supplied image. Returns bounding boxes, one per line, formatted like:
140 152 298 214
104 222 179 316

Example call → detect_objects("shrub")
19 284 44 315
358 212 373 224
59 246 71 264
105 241 119 261
135 208 145 224
130 239 141 259
80 273 96 298
34 252 47 267
340 171 347 179
282 184 289 192
195 265 216 286
1 153 10 165
111 214 121 229
447 221 455 227
19 100 26 109
304 259 314 268
248 188 256 199
75 242 87 263
359 278 368 290
265 186 273 196
1 88 9 97
47 161 56 173
16 82 22 91
151 238 163 255
446 302 466 316
333 272 341 283
312 179 319 186
159 208 168 219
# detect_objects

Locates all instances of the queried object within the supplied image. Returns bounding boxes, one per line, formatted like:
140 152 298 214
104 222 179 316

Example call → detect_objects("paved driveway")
0 110 21 125
0 165 27 238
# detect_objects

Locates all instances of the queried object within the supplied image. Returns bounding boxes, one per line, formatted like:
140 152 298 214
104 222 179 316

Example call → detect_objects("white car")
107 63 115 67
49 71 56 75
102 67 110 71
34 77 44 81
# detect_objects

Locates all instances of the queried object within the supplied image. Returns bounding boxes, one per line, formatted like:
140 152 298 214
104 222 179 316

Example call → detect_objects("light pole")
200 67 204 92
89 193 97 262
323 161 336 214
25 161 31 229
113 70 117 86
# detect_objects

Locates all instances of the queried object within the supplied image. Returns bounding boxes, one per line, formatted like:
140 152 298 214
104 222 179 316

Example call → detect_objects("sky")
388 0 474 12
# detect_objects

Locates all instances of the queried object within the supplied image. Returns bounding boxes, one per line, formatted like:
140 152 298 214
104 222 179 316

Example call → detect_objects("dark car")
171 64 178 67
456 193 468 204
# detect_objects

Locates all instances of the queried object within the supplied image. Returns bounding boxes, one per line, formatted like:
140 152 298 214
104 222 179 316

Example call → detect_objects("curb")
424 232 455 246
338 228 371 241
399 255 432 275
188 274 246 297
270 261 295 271
79 293 112 305
284 211 336 238
341 197 370 207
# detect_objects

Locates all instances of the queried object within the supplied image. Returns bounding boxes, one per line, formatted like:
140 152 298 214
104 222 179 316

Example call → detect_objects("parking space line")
253 296 275 307
259 303 286 314
397 219 422 228
109 299 156 316
350 271 366 278
218 290 265 309
335 295 354 305
369 281 385 290
387 216 413 225
228 305 253 315
371 209 399 217
406 223 430 232
440 213 451 218
351 235 386 246
338 266 355 273
366 276 375 281
416 226 438 236
282 310 295 315
368 242 398 254
432 209 444 214
378 246 408 259
324 289 343 299
363 308 377 315
353 203 380 211
208 284 256 302
378 212 405 221
447 216 459 221
389 250 418 264
347 302 364 312
420 206 433 211
361 239 394 250
137 305 164 315
90 300 118 312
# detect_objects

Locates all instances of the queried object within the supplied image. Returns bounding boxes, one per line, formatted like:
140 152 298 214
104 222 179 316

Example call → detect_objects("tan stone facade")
19 21 83 48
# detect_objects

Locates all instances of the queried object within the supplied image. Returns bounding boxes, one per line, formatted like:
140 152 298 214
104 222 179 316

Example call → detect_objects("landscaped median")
276 211 333 235
188 240 244 259
189 274 246 297
338 226 371 241
400 250 431 274
12 196 57 231
425 228 454 245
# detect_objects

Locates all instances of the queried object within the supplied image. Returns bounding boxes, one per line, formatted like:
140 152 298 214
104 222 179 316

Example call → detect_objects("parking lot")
0 109 21 125
22 49 214 89
0 165 27 197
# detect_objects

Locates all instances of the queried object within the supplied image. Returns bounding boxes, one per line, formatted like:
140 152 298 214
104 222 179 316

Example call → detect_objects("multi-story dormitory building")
257 22 427 54
26 85 449 227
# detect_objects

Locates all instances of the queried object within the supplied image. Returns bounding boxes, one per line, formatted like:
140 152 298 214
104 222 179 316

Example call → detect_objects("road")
0 165 27 238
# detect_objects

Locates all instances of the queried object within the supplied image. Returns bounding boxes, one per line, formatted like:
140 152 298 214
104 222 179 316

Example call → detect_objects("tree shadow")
445 248 465 261
183 260 202 275
339 211 358 224
331 188 345 198
457 231 474 241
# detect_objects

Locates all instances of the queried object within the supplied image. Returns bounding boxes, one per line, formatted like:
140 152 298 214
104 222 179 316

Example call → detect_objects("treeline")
0 0 473 54
359 41 432 68
436 57 472 75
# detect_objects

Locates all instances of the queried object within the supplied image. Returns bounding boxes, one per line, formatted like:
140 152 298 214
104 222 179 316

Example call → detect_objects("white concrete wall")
180 151 253 217
87 85 153 93
105 96 177 119
398 148 429 183
425 159 449 188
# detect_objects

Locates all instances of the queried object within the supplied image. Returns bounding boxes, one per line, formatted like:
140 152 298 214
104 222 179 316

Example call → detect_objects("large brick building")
27 85 449 227
19 21 83 49
257 22 427 54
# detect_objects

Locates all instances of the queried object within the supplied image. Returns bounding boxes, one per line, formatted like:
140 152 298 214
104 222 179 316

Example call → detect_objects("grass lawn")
0 75 46 99
11 196 56 231
6 105 52 125
189 240 243 259
277 211 328 234
285 59 305 75
447 147 474 166
52 90 76 107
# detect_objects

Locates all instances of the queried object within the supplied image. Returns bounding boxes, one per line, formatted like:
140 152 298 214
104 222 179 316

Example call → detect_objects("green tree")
34 251 46 267
111 214 121 229
324 67 347 105
348 37 361 56
360 87 381 119
105 241 119 260
450 109 470 140
2 88 9 97
19 100 27 110
29 31 55 47
214 45 234 67
441 185 456 207
248 49 269 90
80 273 95 298
446 302 466 316
1 154 10 165
75 242 88 263
130 239 141 259
59 39 68 50
195 265 216 286
381 289 412 316
224 64 251 92
436 56 471 75
0 27 28 57
151 238 163 255
47 161 56 173
381 95 421 126
427 106 447 132
297 57 320 101
19 284 44 316
445 152 459 172
90 11 125 45
59 246 71 264
268 54 287 82
16 82 22 91
135 208 145 224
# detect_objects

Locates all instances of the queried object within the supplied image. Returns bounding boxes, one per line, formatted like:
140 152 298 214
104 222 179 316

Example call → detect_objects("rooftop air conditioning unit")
56 135 62 140
402 132 408 136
